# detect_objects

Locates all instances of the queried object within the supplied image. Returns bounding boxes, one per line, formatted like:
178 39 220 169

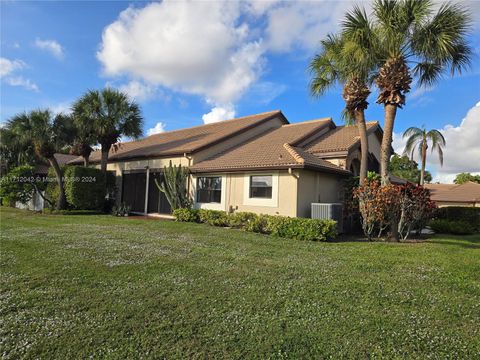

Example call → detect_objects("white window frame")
243 172 279 207
193 174 226 211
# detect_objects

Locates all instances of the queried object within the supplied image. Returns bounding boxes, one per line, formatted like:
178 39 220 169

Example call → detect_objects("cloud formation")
393 101 480 183
0 57 38 92
202 105 236 124
147 122 166 136
35 38 64 59
97 0 360 123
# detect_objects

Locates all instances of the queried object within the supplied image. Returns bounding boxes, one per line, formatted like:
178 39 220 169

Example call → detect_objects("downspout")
144 164 150 214
288 168 300 179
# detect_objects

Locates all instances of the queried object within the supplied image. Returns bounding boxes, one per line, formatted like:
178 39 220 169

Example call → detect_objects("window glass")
249 175 272 199
196 177 222 203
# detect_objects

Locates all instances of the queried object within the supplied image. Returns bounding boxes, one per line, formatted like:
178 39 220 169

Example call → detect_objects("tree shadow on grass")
427 234 480 249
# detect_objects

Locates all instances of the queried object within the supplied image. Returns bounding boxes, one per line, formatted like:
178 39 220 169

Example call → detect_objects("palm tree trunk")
380 104 397 185
354 109 369 185
83 156 89 167
48 157 67 210
420 141 427 185
100 146 110 173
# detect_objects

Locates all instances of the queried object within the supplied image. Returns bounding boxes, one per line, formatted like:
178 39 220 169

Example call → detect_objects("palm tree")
70 112 95 167
310 11 376 184
402 126 445 185
343 0 472 185
0 122 36 174
9 110 74 209
73 88 143 173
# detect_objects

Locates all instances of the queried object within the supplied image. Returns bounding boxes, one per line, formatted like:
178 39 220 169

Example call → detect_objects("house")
70 110 384 217
425 182 480 207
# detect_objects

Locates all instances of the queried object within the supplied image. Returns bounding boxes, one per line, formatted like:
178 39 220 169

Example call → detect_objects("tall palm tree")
310 10 376 184
343 0 472 185
402 126 445 185
0 123 36 174
9 110 75 209
73 88 143 173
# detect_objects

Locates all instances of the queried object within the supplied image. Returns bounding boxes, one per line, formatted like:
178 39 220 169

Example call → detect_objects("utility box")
311 203 343 233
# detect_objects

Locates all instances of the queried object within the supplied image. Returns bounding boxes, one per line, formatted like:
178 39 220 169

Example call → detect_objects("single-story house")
70 110 384 217
425 182 480 207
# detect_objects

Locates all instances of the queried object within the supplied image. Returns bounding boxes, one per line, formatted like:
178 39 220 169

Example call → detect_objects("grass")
1 207 479 359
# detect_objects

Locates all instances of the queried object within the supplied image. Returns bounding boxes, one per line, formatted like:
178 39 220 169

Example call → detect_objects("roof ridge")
145 110 283 139
282 117 332 127
283 143 305 164
287 119 334 146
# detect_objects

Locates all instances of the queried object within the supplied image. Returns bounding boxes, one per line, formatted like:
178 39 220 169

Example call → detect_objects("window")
196 177 222 203
249 175 272 199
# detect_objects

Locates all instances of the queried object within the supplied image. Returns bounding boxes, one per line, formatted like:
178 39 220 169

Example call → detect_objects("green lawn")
1 207 479 359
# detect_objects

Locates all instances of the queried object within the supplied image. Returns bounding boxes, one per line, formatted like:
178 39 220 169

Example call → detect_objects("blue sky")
1 1 479 182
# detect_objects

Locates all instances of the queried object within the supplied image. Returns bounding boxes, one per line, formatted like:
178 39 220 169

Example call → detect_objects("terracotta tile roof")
35 153 79 175
70 110 286 164
190 119 350 175
304 122 379 154
425 182 480 203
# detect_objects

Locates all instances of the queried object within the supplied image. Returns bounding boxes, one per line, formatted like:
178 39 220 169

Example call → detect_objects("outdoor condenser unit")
311 203 344 233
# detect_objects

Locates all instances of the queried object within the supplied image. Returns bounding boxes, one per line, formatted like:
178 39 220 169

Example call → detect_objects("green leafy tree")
310 15 376 184
154 161 191 210
342 0 472 186
454 172 480 184
389 154 432 184
402 126 445 185
7 110 75 209
72 88 143 173
0 118 36 175
0 165 36 206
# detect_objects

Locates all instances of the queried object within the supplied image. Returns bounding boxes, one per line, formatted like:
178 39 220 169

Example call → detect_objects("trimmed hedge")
434 207 480 232
429 219 476 235
173 208 337 241
64 166 106 210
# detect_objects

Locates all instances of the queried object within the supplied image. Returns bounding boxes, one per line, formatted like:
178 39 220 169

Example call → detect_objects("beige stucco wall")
191 171 298 217
435 201 478 208
367 131 382 162
296 170 343 218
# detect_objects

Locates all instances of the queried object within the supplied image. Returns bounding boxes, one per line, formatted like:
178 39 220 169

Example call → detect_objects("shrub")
0 165 37 206
429 219 475 235
173 208 337 241
198 209 230 227
64 166 106 210
111 202 131 217
45 166 66 209
434 207 480 232
173 208 200 222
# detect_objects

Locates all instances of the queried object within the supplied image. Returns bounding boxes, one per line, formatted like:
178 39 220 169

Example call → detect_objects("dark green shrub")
266 216 337 241
429 219 475 235
173 208 200 222
64 166 106 210
434 207 480 232
198 209 229 227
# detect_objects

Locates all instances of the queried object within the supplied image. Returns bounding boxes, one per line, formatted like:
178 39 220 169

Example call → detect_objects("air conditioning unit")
311 203 343 233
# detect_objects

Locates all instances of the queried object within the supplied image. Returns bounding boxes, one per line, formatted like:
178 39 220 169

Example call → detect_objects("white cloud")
0 57 38 92
0 57 26 76
4 76 39 92
115 80 172 103
202 105 236 124
34 38 64 59
97 0 366 120
147 122 166 136
393 102 480 183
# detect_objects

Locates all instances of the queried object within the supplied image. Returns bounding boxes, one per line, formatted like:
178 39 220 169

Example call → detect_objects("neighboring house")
16 153 78 211
425 182 480 207
70 110 384 217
